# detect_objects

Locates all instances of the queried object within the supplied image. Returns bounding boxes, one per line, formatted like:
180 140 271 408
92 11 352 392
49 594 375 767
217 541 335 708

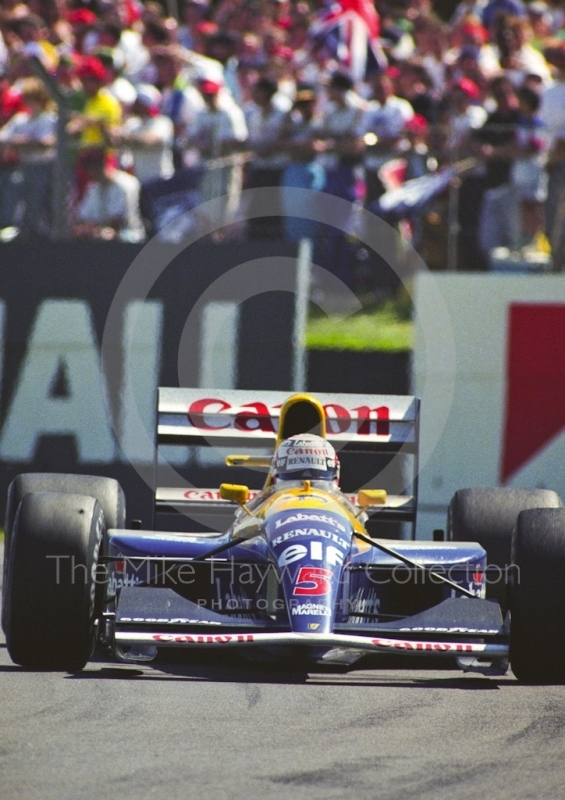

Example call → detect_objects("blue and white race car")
3 389 564 682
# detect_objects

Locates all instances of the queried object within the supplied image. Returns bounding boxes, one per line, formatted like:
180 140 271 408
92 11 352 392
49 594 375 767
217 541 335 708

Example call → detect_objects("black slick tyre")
447 488 561 605
2 473 125 634
510 508 565 683
5 492 105 671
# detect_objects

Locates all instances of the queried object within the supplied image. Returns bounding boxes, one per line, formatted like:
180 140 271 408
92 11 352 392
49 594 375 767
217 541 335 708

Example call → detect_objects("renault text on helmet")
272 434 339 483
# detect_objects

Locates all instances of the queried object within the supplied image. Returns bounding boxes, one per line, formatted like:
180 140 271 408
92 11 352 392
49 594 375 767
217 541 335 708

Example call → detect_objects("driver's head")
272 434 339 484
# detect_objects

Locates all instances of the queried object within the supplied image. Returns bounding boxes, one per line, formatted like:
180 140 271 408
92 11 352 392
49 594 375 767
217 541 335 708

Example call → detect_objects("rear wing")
158 389 419 451
155 388 420 529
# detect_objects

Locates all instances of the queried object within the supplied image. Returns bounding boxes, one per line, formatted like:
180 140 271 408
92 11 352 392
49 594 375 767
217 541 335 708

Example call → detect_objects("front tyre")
448 488 561 606
5 492 105 671
510 508 565 683
3 473 125 634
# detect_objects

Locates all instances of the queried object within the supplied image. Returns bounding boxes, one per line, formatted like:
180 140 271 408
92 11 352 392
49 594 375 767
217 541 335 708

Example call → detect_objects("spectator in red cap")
446 77 487 152
448 15 500 78
461 21 489 44
404 113 431 182
198 78 223 96
450 42 489 95
186 74 247 229
264 41 297 107
73 146 145 241
67 10 98 28
456 76 481 100
193 75 245 133
205 32 241 103
67 8 98 54
0 76 56 235
77 55 107 82
178 0 210 52
190 21 218 54
67 56 122 147
405 113 429 136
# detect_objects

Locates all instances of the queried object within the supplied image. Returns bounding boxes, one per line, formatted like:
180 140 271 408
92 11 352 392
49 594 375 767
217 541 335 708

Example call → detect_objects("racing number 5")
293 567 332 596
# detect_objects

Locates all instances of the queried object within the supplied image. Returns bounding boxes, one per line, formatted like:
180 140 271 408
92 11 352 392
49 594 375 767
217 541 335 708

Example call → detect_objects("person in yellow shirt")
67 57 121 147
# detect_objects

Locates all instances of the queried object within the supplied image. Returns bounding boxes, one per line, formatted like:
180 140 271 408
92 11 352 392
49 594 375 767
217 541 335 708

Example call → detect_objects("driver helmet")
272 434 339 484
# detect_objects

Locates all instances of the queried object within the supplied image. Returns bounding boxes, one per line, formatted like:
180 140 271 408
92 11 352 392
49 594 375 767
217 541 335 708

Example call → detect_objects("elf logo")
277 541 345 567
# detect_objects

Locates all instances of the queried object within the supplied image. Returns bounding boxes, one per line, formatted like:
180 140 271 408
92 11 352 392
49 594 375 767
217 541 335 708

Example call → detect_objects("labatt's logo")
187 398 390 436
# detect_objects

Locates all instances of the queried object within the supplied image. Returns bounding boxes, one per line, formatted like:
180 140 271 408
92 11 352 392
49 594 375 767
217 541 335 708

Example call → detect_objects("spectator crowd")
0 0 565 269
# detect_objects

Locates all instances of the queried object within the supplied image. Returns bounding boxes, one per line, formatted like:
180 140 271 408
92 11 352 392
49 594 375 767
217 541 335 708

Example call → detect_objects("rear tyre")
3 473 125 634
447 488 561 606
5 492 105 671
510 508 565 683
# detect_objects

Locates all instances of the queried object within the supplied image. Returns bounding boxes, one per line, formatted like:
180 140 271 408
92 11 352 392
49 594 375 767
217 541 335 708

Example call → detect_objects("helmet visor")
276 467 337 482
273 450 337 482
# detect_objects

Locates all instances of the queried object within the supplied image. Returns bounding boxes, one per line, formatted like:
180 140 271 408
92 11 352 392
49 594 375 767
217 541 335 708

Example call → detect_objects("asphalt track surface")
1 541 565 800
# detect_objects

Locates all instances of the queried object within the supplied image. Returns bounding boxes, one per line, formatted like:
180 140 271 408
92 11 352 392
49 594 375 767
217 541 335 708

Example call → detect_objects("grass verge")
306 303 413 352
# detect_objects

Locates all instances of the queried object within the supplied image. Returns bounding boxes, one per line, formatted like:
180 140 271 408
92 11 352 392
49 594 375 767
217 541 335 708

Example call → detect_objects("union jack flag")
309 0 385 81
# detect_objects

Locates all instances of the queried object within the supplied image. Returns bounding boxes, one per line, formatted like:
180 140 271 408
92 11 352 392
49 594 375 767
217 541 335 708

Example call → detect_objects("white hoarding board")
413 274 565 537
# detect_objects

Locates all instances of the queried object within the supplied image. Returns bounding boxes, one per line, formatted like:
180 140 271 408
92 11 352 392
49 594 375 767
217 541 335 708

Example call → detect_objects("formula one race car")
3 390 565 682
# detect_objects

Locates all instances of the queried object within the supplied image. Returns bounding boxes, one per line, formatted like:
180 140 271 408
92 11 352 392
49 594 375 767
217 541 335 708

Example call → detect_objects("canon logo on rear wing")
184 398 391 437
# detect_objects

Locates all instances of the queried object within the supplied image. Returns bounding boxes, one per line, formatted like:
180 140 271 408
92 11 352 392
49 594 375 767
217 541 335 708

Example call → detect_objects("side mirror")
220 483 250 504
225 455 272 468
357 489 387 508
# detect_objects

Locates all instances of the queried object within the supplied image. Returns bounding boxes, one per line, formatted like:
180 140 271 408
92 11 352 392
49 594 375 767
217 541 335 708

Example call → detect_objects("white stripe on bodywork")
115 630 509 659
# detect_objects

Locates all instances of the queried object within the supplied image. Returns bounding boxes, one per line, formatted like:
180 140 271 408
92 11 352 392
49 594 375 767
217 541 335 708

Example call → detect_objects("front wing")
115 630 508 660
113 586 509 661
